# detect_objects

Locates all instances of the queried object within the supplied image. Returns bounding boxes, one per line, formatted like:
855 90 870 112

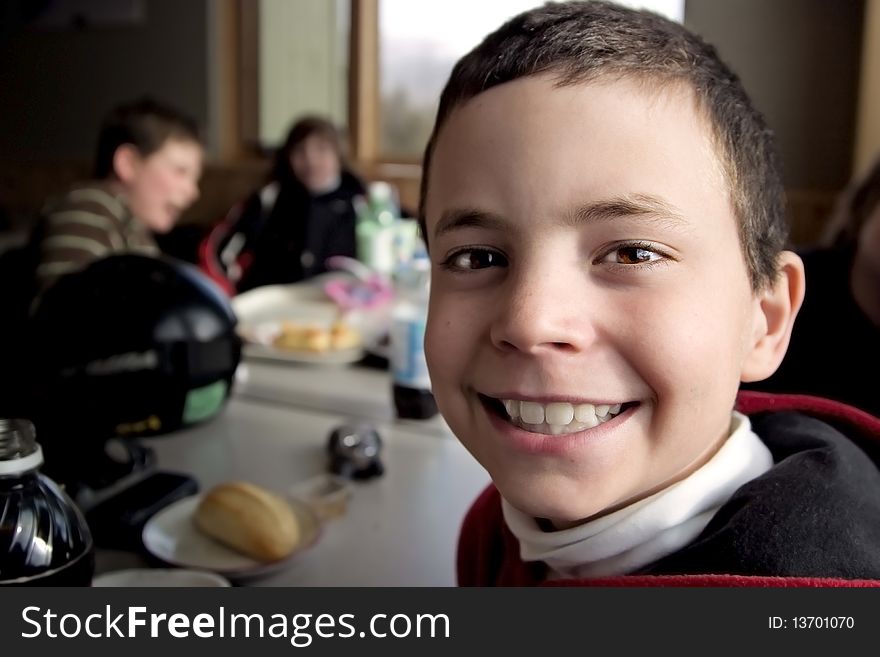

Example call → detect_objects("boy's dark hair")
822 155 880 248
419 0 786 291
273 115 348 184
94 97 201 179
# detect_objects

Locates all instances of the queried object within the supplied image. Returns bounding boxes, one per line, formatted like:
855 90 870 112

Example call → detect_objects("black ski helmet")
28 254 241 441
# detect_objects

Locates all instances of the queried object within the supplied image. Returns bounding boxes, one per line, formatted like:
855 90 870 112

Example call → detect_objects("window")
248 0 350 149
377 0 685 160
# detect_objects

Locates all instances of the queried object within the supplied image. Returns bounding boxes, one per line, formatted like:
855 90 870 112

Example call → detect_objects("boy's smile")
423 74 777 527
481 394 632 435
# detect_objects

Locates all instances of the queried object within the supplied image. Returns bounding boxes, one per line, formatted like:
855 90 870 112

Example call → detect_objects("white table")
98 393 490 587
233 359 451 436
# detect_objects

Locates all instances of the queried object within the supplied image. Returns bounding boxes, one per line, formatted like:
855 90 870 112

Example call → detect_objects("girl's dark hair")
94 97 201 179
419 0 787 291
272 115 346 184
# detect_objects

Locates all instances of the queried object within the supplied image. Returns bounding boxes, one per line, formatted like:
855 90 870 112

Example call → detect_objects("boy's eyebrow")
433 208 507 239
567 194 689 230
433 194 688 239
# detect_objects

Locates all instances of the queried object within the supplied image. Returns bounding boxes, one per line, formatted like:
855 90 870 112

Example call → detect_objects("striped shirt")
34 182 159 291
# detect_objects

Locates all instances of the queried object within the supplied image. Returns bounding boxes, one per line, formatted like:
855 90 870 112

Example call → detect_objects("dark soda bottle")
0 419 94 586
392 384 438 420
390 249 438 420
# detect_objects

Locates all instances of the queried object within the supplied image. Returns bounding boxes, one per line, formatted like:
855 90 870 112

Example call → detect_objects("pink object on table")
323 256 393 310
324 278 392 310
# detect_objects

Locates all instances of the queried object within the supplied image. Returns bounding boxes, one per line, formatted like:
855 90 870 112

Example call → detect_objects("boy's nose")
489 267 596 356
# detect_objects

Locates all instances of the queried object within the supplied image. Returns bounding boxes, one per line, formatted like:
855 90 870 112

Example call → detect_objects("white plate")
142 494 321 581
93 568 230 588
232 282 366 365
232 281 342 325
231 279 389 365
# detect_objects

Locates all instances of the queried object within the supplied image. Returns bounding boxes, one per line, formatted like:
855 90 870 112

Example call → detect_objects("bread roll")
193 482 301 562
274 321 331 352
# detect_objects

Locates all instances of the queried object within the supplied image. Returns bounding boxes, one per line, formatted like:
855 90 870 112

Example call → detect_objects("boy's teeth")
574 403 597 424
519 401 544 425
498 399 625 435
545 402 574 425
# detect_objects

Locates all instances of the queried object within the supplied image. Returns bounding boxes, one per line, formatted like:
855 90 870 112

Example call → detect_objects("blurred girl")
211 116 366 292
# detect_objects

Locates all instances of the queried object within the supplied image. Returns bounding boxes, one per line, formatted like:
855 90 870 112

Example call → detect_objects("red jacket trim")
457 391 880 586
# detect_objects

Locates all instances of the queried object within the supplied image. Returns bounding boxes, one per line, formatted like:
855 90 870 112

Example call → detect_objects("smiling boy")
420 1 880 584
32 97 202 293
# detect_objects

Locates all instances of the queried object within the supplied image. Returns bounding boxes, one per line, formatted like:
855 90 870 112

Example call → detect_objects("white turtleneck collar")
501 411 773 580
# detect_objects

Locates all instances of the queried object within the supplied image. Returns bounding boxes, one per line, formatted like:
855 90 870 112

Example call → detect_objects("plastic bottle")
0 418 95 586
390 247 439 420
355 181 398 277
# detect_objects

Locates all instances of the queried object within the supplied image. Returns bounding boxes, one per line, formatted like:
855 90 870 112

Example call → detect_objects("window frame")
348 0 425 212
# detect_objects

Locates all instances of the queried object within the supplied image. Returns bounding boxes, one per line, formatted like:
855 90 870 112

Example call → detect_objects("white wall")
686 0 864 190
258 0 348 147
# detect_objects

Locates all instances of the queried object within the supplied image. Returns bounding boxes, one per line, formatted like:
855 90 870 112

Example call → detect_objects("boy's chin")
500 482 605 529
141 216 175 234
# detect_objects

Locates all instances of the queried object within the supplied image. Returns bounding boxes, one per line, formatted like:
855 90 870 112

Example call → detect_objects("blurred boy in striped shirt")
31 97 202 293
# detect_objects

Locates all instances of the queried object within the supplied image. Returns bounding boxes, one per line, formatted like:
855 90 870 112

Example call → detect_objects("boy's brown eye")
613 246 661 265
447 249 506 270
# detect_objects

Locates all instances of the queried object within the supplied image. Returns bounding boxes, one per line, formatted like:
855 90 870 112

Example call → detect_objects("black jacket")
458 392 880 586
641 410 880 579
222 171 366 292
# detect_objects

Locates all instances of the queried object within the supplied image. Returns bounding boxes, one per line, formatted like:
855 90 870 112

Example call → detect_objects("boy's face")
121 138 202 233
423 75 768 526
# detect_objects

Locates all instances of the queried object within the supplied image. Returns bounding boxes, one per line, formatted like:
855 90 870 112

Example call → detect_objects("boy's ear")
740 251 806 383
111 144 141 183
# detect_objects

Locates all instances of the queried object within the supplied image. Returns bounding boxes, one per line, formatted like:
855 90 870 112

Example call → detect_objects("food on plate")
272 319 361 353
273 321 331 352
192 482 301 562
329 321 361 350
